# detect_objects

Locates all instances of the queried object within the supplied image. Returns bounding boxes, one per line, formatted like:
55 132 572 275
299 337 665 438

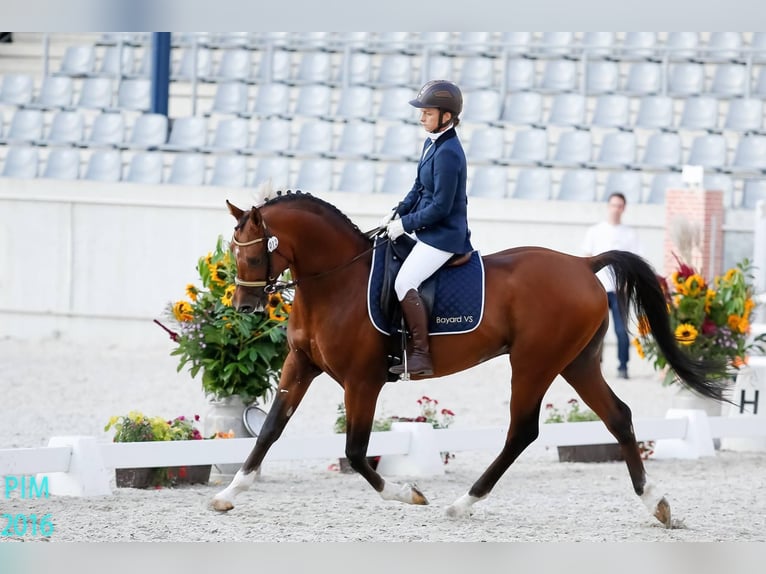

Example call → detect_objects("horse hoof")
211 498 234 512
411 484 429 505
654 497 671 528
444 505 472 519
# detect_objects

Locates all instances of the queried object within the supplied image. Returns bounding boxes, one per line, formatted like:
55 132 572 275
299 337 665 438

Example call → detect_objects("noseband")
231 222 281 290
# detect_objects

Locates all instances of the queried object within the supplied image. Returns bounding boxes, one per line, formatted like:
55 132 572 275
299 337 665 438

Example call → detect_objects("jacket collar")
421 127 457 165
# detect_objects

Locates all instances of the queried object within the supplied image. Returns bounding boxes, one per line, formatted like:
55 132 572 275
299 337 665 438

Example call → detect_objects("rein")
233 223 387 294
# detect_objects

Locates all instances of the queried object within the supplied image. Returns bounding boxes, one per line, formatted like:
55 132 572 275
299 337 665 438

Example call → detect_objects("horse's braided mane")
262 190 372 244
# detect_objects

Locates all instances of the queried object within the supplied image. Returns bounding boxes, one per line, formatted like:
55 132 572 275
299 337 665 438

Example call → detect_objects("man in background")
582 192 642 379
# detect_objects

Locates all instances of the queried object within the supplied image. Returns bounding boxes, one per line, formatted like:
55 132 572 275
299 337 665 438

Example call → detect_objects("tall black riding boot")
389 289 433 376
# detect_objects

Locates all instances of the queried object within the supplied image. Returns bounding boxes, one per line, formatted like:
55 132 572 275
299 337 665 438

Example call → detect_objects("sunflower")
172 300 194 322
631 337 646 359
724 268 740 283
186 283 199 301
683 274 705 297
267 293 290 322
727 314 742 331
674 323 698 345
738 316 750 334
744 298 755 316
221 284 235 307
209 263 227 286
704 288 716 313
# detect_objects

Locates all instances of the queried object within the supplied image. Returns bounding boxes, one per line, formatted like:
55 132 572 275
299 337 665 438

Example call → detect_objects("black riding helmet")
409 80 463 133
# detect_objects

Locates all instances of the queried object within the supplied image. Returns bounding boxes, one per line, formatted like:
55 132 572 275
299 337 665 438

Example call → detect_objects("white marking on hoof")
640 483 672 528
210 469 256 512
445 492 484 518
379 481 429 505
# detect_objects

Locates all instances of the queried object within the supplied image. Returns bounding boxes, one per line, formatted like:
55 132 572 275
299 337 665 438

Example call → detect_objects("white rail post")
652 409 715 459
375 422 445 477
721 357 766 452
43 437 112 497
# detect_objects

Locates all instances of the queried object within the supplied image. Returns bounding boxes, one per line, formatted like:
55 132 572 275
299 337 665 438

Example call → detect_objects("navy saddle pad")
367 237 485 336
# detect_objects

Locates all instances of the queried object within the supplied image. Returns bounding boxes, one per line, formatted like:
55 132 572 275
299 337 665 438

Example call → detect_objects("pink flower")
545 403 554 410
567 398 578 405
194 414 200 421
701 318 717 336
441 409 455 416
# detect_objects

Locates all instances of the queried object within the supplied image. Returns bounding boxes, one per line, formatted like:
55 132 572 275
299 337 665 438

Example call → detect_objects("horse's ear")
249 206 262 225
226 200 245 220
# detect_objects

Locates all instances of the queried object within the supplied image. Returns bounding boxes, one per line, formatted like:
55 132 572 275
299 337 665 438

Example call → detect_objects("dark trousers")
607 291 629 371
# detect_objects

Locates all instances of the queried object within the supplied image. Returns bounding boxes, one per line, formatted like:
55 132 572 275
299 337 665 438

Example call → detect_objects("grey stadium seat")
377 87 416 122
126 152 164 184
604 171 643 204
585 60 619 95
558 169 598 201
333 121 376 159
34 75 73 109
539 60 578 93
292 120 334 156
99 45 135 76
622 32 657 59
46 110 85 145
668 63 705 96
703 173 734 206
337 161 376 193
78 77 113 109
731 135 766 173
665 32 699 60
725 99 764 132
512 168 552 200
257 50 291 84
252 157 290 189
634 96 674 130
164 116 208 151
641 132 682 168
741 179 766 209
293 84 332 118
210 82 249 116
175 47 212 80
167 153 206 185
1 146 39 178
58 44 96 76
593 131 637 167
339 52 372 86
501 32 532 55
6 109 44 143
127 113 168 149
206 118 249 152
461 89 502 123
424 55 454 83
507 128 548 165
376 54 413 86
294 52 332 85
687 134 728 169
0 73 33 105
335 86 374 120
84 150 122 182
374 123 419 161
504 58 536 92
582 32 615 57
591 95 631 129
469 166 508 198
459 56 494 90
215 49 252 81
647 172 684 204
251 83 290 118
295 158 334 191
624 62 662 96
550 130 592 168
252 118 291 153
42 148 80 180
538 32 574 57
679 97 719 131
117 79 151 112
709 64 748 97
380 162 415 194
547 93 586 127
501 92 543 126
466 127 506 162
706 32 743 61
87 112 125 147
210 154 248 187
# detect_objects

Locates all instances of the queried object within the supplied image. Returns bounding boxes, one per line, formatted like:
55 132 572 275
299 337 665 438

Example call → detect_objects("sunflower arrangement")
158 235 291 404
634 257 766 387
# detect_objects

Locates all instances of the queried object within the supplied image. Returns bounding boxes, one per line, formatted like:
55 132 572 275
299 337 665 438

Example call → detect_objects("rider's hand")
377 210 396 229
386 219 405 241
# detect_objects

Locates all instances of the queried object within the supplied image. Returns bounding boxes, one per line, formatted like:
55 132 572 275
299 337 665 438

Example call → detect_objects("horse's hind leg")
211 349 321 512
560 353 672 528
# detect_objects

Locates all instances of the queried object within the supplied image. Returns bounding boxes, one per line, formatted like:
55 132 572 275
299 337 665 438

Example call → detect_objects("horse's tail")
589 250 730 402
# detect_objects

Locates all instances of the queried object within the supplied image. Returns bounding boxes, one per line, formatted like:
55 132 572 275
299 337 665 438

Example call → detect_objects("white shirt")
581 221 642 292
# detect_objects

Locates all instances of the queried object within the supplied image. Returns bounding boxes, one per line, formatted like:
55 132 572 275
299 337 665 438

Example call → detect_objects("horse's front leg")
211 349 320 512
344 382 429 506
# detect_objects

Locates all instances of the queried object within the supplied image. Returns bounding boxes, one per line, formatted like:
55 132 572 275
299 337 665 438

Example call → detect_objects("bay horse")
211 190 728 527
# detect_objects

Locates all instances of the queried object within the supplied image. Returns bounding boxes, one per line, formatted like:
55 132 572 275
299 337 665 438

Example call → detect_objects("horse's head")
227 200 274 314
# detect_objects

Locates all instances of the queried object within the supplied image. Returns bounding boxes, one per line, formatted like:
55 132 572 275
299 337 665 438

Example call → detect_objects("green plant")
104 412 204 443
634 257 766 387
157 235 291 404
544 398 600 423
333 396 456 464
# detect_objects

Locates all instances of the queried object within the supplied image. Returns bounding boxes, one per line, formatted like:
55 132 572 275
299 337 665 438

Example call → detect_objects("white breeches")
394 239 453 301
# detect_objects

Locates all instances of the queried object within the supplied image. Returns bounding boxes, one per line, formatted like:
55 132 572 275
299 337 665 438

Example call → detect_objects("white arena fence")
2 375 765 497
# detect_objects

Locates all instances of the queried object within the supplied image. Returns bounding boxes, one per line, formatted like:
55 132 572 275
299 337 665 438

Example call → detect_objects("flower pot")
557 443 623 463
203 394 256 482
115 465 212 488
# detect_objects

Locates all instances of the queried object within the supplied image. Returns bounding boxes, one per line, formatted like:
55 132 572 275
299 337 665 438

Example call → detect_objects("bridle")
232 215 386 295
